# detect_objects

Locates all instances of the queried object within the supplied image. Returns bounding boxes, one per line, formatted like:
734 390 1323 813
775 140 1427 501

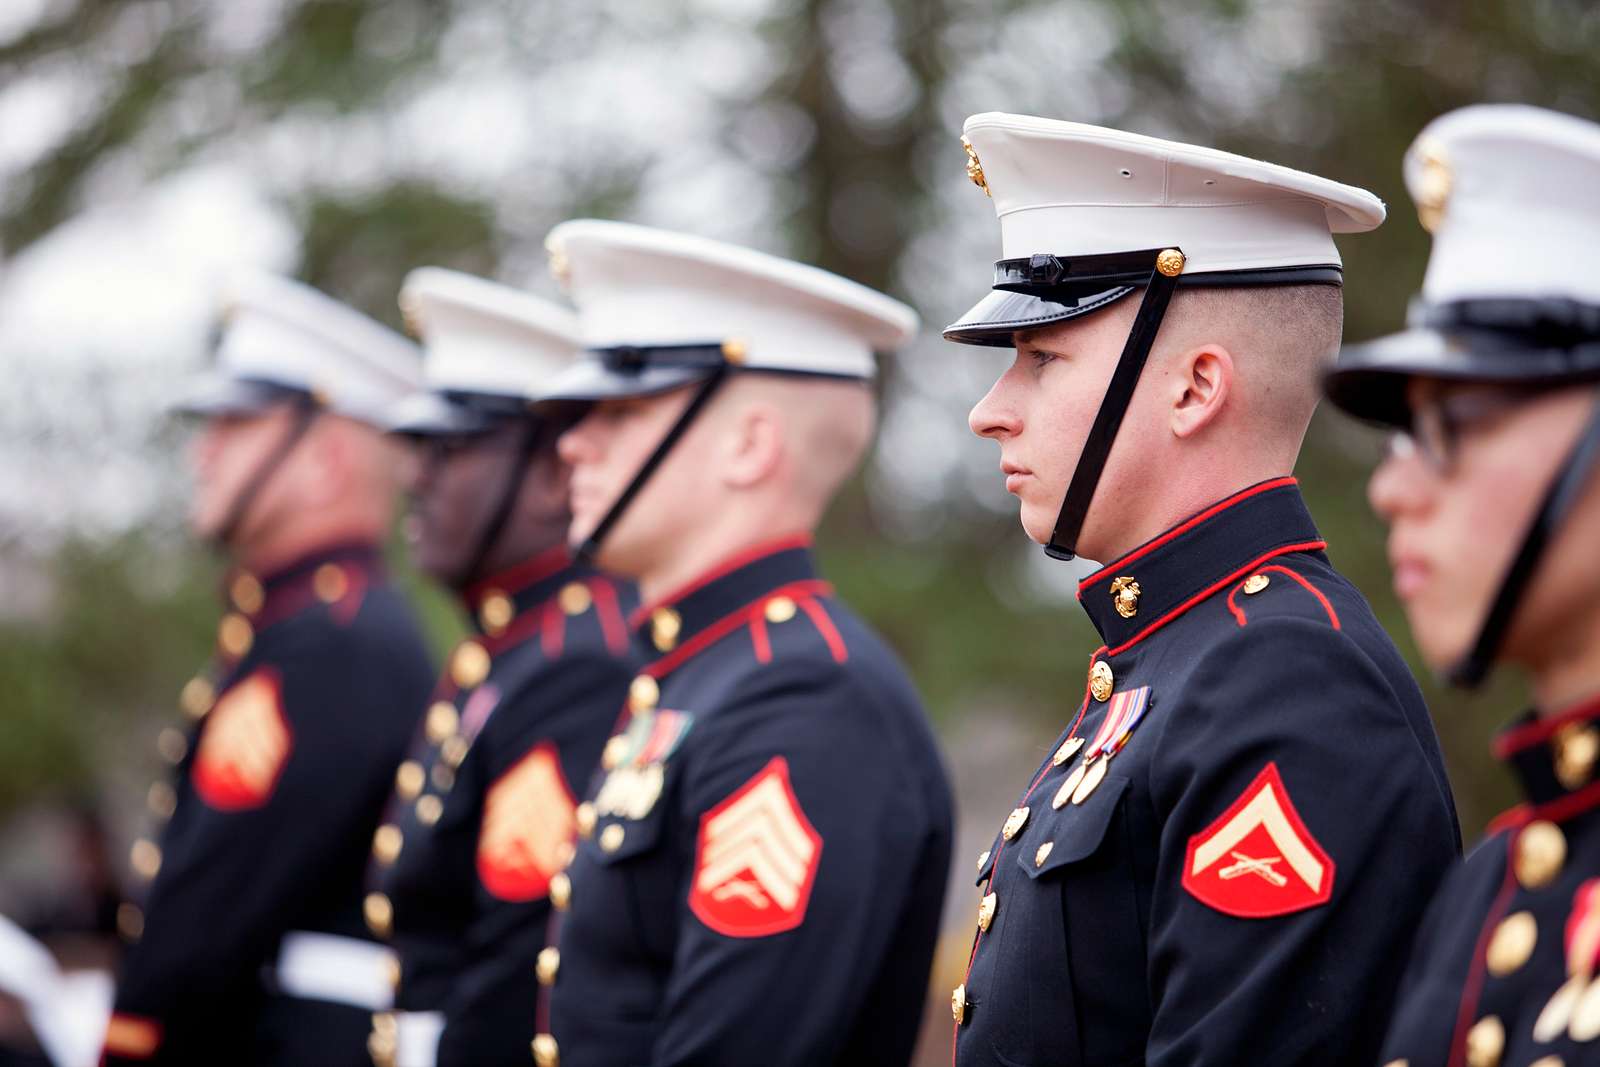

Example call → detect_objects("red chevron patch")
689 756 822 938
1182 762 1334 918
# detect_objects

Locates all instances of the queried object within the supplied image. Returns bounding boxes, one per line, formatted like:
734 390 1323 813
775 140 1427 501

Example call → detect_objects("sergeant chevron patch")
1182 762 1334 918
192 668 292 812
478 743 577 902
689 756 822 937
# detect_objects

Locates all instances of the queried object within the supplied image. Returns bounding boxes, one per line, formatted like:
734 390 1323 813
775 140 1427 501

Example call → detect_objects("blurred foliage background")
2 0 1598 1058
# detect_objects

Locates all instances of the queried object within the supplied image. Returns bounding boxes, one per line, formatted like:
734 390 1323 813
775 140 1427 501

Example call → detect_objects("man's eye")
1029 350 1057 368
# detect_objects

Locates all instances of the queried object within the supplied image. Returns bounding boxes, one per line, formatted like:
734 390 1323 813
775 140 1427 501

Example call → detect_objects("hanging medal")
1071 686 1152 805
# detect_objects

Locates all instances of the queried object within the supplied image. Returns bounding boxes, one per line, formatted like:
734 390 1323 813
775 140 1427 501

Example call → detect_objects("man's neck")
1082 469 1295 566
232 521 384 577
1530 604 1600 715
635 526 813 607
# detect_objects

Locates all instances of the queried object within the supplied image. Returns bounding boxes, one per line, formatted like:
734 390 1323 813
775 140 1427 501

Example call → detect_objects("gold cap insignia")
1413 138 1453 234
961 136 990 197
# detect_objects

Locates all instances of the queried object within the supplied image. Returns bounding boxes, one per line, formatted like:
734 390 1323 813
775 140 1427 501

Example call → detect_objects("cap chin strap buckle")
1448 383 1600 687
1041 248 1186 561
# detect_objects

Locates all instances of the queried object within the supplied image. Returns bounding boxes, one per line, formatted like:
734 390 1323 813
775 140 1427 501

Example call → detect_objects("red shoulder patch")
476 743 577 902
689 756 823 938
191 669 291 811
1182 762 1334 918
103 1012 162 1059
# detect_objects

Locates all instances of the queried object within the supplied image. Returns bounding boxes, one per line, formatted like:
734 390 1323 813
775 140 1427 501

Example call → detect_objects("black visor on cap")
943 286 1139 347
386 392 500 438
171 376 310 418
533 344 732 407
1326 324 1600 430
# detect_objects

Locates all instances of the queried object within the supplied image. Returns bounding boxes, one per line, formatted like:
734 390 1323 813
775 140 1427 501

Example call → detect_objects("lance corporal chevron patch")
1182 761 1334 918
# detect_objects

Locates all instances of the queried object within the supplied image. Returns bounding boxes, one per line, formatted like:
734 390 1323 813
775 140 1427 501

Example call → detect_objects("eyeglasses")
1390 383 1550 473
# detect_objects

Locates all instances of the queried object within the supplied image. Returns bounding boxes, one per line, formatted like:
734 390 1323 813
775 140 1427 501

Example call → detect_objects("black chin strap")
1045 252 1185 560
455 420 542 590
214 398 320 549
1449 384 1600 687
575 367 730 564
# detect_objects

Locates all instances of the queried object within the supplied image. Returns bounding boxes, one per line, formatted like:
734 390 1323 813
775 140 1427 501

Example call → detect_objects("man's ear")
1171 344 1234 439
722 401 785 489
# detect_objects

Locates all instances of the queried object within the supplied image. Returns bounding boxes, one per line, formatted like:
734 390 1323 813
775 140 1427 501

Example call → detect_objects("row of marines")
86 100 1600 1067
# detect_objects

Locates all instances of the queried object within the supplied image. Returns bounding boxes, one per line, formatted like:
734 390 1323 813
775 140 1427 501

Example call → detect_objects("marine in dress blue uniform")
1325 105 1600 1067
528 221 955 1066
363 268 637 1067
104 276 435 1065
944 114 1462 1066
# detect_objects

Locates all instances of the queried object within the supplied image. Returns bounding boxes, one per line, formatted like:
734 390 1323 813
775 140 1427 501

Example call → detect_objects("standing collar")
1076 478 1325 651
1492 693 1600 810
630 534 826 669
222 540 384 624
463 546 576 636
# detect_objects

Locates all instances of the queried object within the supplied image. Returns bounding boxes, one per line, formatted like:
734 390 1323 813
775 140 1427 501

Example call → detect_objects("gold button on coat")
1035 841 1054 867
951 984 967 1025
1554 723 1600 790
1002 806 1029 840
416 795 443 826
651 608 682 651
978 892 997 932
602 735 630 771
1485 910 1537 977
532 1034 559 1067
450 642 490 688
1243 573 1271 595
1515 820 1567 889
313 563 348 603
478 591 513 635
559 582 592 615
179 677 215 719
130 839 162 880
425 702 459 744
599 823 626 852
536 946 560 986
218 613 253 658
157 728 188 764
576 802 597 839
975 850 991 878
230 573 264 614
764 596 798 623
1464 1014 1503 1067
1053 736 1084 766
395 760 425 800
364 893 393 937
146 781 177 819
1089 660 1114 702
372 824 402 865
629 676 659 714
550 871 572 911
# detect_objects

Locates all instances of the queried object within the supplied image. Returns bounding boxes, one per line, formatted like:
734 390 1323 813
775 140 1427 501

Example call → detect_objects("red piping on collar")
1486 776 1600 837
1224 564 1341 630
641 579 832 679
629 533 814 630
1079 477 1300 597
1492 691 1600 759
1103 541 1327 657
465 545 571 603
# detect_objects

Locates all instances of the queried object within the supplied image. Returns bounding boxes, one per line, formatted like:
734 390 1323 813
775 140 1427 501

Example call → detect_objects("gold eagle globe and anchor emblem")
1109 576 1142 619
961 136 990 197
